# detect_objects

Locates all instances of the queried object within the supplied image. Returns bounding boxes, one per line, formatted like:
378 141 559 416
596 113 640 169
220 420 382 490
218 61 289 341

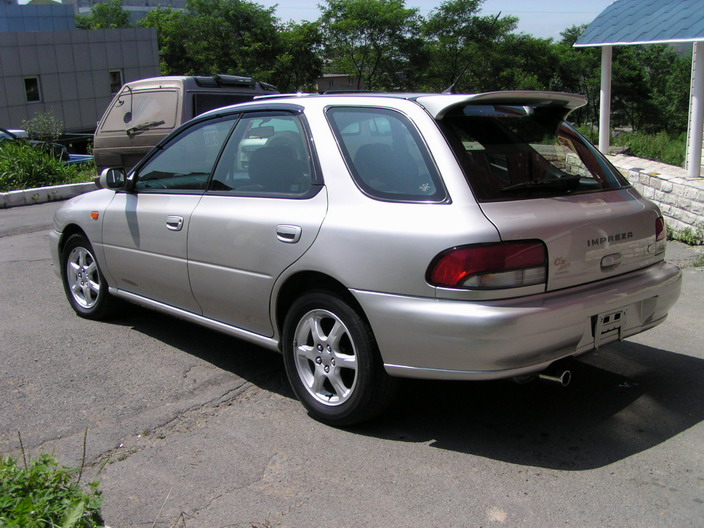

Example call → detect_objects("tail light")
655 216 666 241
428 241 547 290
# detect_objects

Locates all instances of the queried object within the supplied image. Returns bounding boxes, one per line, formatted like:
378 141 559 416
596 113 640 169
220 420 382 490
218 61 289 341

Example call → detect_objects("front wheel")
60 234 117 320
282 292 397 426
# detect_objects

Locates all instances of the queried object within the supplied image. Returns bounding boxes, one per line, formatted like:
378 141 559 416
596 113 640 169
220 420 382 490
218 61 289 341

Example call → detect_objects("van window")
193 93 256 116
100 90 179 133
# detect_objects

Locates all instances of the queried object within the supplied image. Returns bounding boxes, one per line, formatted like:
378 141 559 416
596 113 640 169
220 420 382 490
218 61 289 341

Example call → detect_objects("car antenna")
442 11 502 94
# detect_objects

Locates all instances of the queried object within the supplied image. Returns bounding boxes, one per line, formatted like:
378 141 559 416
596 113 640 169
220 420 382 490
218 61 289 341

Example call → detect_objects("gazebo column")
688 41 704 178
599 45 613 155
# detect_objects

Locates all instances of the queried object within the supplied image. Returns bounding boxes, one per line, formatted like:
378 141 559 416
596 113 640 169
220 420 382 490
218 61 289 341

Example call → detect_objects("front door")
101 114 239 312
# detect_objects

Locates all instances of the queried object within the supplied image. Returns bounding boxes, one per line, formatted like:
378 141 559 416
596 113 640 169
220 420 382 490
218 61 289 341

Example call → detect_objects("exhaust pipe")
538 366 572 387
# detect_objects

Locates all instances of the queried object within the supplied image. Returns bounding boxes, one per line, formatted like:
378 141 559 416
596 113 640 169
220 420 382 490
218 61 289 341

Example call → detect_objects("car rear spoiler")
415 91 588 120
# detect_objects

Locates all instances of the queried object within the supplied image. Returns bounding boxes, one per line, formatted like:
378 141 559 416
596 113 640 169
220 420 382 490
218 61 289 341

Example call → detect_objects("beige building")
316 73 364 93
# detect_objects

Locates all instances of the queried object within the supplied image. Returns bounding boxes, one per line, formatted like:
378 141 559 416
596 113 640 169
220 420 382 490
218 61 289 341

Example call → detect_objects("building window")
328 80 335 87
109 70 123 94
24 77 41 103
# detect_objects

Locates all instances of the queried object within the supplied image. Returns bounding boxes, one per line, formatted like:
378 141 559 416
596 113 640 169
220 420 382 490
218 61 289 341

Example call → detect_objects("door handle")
276 224 302 243
166 215 184 231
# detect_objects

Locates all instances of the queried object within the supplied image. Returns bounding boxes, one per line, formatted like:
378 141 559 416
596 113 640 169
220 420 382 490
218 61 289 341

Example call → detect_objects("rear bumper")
352 261 681 380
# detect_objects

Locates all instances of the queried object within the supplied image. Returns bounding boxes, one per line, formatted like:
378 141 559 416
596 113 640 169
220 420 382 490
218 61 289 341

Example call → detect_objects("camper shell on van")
93 75 278 172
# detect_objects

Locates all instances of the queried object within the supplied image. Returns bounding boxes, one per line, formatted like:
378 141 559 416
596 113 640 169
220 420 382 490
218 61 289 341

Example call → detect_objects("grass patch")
0 433 105 528
612 130 687 166
0 455 104 528
0 141 95 192
575 126 687 167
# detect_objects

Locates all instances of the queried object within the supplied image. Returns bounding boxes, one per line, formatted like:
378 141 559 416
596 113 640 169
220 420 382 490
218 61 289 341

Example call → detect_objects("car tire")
60 234 117 320
282 291 397 426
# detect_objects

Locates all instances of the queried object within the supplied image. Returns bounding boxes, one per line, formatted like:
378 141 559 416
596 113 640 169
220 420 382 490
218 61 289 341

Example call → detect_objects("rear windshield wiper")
501 175 581 193
126 120 165 135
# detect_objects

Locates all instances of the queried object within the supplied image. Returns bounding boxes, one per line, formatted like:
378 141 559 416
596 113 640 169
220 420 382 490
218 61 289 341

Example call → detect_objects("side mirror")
97 167 126 189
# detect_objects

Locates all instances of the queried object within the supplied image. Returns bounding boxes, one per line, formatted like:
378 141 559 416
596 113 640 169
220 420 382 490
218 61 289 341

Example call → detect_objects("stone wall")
608 153 704 240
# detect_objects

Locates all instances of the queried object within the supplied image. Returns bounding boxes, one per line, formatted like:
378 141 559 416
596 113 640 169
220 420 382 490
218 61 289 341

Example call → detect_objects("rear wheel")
282 292 396 426
60 234 117 320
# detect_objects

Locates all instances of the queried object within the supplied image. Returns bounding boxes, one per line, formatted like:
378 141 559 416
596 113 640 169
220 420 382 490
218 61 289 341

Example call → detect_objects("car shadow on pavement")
352 340 704 470
110 306 703 471
107 304 295 399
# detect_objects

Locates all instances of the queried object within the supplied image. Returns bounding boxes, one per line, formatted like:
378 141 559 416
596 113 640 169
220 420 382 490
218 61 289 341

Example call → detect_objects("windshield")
440 105 628 201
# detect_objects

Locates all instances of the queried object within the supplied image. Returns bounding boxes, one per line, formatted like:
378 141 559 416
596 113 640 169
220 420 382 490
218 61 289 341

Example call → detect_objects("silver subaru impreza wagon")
50 91 682 425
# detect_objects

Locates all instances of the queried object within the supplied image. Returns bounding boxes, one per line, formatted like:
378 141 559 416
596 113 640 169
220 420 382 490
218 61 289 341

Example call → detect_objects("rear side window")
440 105 628 201
209 112 313 196
327 107 445 202
100 90 178 133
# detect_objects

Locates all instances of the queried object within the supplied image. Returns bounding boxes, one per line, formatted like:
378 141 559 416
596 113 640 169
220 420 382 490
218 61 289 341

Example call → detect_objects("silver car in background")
50 91 681 425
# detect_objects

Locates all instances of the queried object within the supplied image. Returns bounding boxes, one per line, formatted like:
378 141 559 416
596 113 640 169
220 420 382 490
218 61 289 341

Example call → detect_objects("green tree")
420 0 517 92
320 0 421 90
635 44 691 134
272 21 324 92
140 0 284 81
138 7 190 74
76 0 130 29
484 33 556 91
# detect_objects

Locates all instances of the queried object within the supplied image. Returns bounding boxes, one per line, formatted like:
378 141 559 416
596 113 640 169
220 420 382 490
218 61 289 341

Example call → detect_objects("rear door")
439 105 666 292
187 111 327 337
480 191 664 291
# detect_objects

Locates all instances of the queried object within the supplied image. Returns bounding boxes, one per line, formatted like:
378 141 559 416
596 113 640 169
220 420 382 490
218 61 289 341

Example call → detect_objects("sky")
257 0 616 40
18 0 616 41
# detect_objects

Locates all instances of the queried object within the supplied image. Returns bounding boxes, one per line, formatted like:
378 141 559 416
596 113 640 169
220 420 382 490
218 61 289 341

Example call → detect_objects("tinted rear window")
193 93 255 116
440 105 628 201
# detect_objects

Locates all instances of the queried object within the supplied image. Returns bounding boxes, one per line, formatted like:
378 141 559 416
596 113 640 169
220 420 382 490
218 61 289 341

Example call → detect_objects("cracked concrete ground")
1 201 703 527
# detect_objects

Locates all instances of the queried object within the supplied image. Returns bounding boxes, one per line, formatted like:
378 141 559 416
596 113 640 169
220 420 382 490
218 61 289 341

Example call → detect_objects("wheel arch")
58 224 89 254
274 271 370 348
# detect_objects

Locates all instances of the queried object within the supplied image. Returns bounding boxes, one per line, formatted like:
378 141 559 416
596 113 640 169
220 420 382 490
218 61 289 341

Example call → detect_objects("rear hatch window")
440 105 628 202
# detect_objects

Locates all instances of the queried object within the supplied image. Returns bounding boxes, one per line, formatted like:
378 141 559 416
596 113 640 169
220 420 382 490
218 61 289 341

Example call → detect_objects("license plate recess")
593 309 625 348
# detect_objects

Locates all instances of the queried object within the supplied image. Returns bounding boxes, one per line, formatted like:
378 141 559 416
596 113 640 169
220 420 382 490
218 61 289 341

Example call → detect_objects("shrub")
21 110 63 143
0 453 104 528
0 142 95 192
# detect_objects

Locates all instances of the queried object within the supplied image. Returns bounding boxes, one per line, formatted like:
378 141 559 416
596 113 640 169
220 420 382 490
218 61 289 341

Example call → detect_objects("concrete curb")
0 182 97 209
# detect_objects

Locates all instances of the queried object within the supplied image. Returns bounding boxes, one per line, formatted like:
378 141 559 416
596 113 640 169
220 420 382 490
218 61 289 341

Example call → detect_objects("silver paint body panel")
50 92 682 380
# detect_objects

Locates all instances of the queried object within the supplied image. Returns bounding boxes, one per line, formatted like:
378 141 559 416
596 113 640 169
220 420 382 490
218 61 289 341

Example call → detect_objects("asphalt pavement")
1 201 703 527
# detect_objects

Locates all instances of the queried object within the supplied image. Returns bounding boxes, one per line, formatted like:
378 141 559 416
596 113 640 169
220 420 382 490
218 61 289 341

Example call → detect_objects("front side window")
440 105 628 201
209 113 313 196
327 107 445 202
134 116 236 191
